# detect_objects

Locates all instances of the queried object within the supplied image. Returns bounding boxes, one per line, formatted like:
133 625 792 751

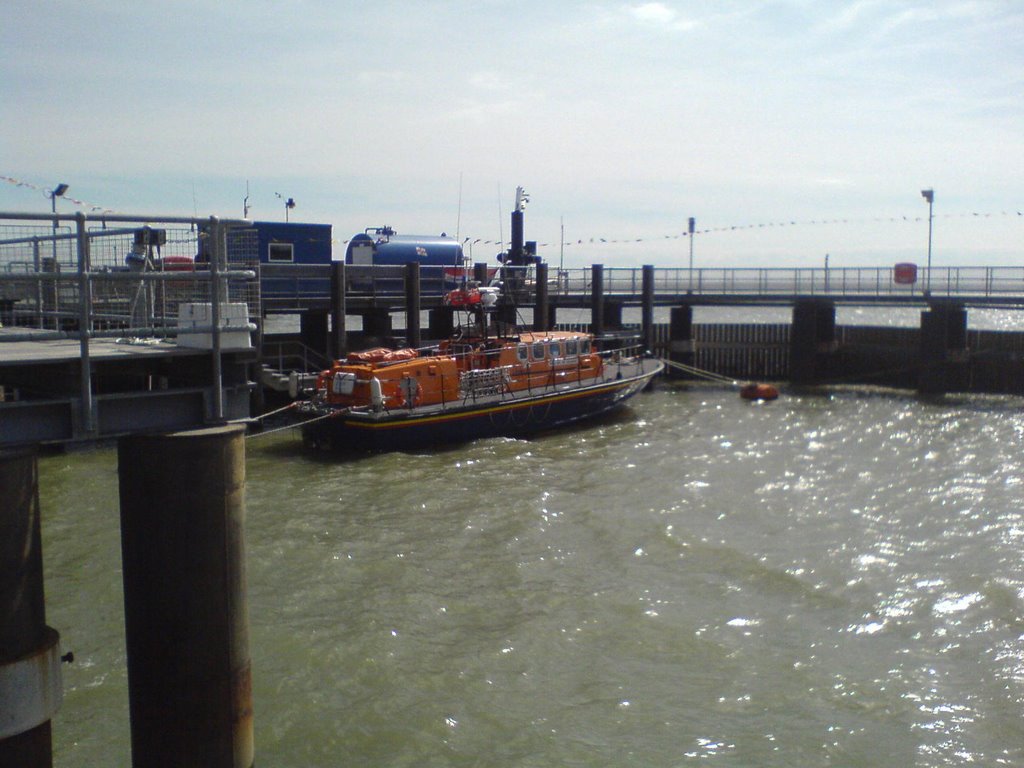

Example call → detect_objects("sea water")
40 379 1024 766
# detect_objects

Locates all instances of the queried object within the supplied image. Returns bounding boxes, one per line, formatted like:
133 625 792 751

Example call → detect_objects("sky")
2 1 1022 269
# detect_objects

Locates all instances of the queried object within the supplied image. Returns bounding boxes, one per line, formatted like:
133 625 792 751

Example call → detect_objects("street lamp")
921 188 934 295
48 183 68 261
276 192 296 222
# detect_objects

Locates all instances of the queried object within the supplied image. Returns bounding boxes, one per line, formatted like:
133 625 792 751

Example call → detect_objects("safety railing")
558 266 1024 300
0 211 259 429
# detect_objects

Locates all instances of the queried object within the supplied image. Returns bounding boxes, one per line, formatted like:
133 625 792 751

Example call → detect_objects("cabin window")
517 344 528 362
531 342 546 360
581 339 591 354
566 339 578 356
268 242 294 263
549 342 562 358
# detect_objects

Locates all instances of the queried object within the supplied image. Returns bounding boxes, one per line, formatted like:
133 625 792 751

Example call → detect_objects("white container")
176 302 252 349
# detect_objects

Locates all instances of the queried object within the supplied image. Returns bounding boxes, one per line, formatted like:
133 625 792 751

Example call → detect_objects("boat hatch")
332 371 357 395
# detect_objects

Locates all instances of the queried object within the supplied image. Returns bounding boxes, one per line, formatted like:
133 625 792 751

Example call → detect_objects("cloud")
627 2 698 32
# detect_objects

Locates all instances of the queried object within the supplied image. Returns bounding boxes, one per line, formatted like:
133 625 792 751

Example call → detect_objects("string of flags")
0 174 114 214
341 209 1023 249
5 173 1020 250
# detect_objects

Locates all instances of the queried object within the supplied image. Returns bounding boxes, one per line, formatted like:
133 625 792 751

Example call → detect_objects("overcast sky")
3 1 1021 267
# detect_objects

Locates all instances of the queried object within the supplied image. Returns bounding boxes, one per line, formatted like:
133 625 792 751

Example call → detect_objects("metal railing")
560 266 1024 300
0 211 259 432
252 262 1024 308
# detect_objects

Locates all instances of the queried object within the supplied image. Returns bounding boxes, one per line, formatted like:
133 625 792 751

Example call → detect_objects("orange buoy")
739 383 779 401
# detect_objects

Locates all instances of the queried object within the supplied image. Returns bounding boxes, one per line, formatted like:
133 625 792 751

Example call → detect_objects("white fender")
370 377 384 411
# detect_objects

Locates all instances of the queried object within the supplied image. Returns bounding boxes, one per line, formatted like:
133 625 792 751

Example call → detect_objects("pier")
3 209 1024 449
2 209 1024 764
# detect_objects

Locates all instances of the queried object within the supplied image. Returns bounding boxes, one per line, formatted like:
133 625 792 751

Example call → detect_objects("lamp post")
276 192 295 222
921 188 934 296
48 183 68 260
687 216 696 293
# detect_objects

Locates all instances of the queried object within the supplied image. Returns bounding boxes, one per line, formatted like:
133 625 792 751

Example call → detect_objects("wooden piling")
118 426 253 768
0 448 61 768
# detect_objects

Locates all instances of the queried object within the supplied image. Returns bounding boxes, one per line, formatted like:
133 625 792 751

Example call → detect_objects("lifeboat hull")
300 358 662 452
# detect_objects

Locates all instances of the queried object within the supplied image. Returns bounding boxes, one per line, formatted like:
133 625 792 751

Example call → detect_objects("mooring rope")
658 357 740 387
245 408 339 440
251 401 299 421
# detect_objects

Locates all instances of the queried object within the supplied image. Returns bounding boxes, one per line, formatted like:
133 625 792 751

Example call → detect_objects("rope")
245 408 339 440
251 401 298 421
658 357 739 387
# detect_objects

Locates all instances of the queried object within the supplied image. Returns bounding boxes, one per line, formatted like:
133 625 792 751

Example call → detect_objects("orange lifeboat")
739 383 779 401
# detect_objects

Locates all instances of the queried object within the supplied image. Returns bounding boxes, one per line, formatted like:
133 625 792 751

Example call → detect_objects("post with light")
48 183 68 260
45 184 68 329
921 188 934 296
275 193 296 222
687 217 696 293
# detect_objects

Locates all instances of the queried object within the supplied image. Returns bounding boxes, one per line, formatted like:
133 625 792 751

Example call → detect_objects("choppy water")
41 384 1024 766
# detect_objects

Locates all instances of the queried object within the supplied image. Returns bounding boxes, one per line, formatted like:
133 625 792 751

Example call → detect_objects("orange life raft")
739 383 779 401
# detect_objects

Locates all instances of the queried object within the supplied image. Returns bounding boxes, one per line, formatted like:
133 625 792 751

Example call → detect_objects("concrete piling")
118 426 253 768
0 448 62 768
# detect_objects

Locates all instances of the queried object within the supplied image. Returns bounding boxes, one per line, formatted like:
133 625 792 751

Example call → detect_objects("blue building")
252 221 333 265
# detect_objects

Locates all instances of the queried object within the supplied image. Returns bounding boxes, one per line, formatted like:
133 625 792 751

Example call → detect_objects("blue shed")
253 221 333 265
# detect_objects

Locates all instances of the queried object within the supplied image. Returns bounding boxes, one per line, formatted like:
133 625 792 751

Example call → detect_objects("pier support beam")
919 302 968 396
641 265 654 352
428 308 454 341
0 448 61 768
790 299 836 385
362 308 393 343
299 310 328 360
533 263 549 332
404 262 421 349
602 301 623 331
118 426 253 768
330 261 347 360
590 264 604 338
667 304 695 378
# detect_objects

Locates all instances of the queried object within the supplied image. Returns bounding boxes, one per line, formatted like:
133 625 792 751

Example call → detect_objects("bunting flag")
442 208 1022 251
5 173 1020 250
1 174 115 214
